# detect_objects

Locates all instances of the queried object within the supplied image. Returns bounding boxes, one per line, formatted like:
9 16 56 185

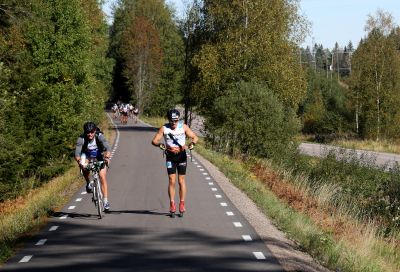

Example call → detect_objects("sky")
102 0 400 50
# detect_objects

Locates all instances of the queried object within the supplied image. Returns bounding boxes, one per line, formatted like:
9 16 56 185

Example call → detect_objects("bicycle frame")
85 160 105 219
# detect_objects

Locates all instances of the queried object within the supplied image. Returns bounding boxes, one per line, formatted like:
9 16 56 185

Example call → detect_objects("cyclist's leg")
99 167 108 199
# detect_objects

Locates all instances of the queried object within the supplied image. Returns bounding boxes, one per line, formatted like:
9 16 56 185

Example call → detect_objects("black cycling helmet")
83 121 97 133
167 109 180 121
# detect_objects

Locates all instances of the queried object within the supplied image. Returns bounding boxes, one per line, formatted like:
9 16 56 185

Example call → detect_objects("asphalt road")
2 116 284 272
299 142 400 171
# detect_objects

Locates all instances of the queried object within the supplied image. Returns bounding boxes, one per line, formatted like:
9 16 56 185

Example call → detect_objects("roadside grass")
195 145 400 272
0 115 115 264
140 115 166 128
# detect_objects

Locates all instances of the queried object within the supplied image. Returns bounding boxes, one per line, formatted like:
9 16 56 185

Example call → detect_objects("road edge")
192 150 331 272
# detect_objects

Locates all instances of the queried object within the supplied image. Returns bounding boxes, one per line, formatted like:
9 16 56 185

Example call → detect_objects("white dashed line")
193 162 198 164
199 168 204 171
59 215 68 220
19 256 33 263
75 198 82 202
196 165 201 168
205 177 211 180
226 211 234 216
81 191 87 195
215 194 222 198
242 235 252 241
211 188 217 191
208 182 214 185
253 252 266 260
233 222 243 227
220 202 228 207
68 206 76 210
35 239 47 246
49 226 59 231
202 173 208 175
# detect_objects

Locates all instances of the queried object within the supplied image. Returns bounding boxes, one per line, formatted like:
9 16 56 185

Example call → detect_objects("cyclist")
75 122 112 212
151 109 198 216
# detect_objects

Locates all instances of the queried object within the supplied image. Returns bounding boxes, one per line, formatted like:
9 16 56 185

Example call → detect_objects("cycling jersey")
75 132 111 161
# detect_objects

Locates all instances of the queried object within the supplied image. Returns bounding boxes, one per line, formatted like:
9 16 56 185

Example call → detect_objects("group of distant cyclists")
111 102 139 124
74 108 198 216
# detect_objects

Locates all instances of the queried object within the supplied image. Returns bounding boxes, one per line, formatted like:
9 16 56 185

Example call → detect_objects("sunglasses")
169 120 179 123
86 130 96 134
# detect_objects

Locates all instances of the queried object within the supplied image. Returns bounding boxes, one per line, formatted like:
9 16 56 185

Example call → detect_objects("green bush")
205 81 300 160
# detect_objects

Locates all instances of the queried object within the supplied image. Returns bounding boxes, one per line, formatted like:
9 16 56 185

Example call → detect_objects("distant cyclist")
151 109 198 217
75 122 112 212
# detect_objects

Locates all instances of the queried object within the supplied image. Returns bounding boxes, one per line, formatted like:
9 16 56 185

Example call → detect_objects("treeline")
109 0 184 116
0 0 113 200
299 10 400 141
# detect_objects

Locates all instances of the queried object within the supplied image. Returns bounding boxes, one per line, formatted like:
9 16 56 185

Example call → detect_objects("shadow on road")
107 209 169 217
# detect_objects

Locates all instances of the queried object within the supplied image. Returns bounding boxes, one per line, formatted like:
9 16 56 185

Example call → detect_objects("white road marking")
68 206 76 210
75 198 82 202
233 222 243 227
199 168 204 171
242 235 252 241
19 256 33 263
35 239 47 246
202 173 208 175
220 202 228 207
49 226 59 231
193 162 198 165
211 188 217 191
253 252 266 260
81 191 87 195
196 165 201 168
208 182 214 185
60 215 68 220
205 177 211 180
215 194 222 199
226 211 234 216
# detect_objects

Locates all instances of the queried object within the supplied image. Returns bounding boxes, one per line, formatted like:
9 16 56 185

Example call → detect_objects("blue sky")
102 0 400 50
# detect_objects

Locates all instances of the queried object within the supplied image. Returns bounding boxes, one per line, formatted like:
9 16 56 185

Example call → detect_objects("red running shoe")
169 201 176 213
179 201 185 213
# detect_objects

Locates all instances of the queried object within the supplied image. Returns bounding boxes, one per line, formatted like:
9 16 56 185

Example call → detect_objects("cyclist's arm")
74 137 84 164
98 133 111 158
152 126 164 146
184 124 198 144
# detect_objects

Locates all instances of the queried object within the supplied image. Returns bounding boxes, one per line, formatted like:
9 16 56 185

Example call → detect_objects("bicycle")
85 160 107 219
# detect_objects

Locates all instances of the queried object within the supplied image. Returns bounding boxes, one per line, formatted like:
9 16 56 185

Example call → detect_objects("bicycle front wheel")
95 179 103 219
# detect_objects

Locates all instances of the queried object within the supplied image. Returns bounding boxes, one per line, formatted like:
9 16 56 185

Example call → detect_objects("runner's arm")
184 124 198 145
152 126 164 147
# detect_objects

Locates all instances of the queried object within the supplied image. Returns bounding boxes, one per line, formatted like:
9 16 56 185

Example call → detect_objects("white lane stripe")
199 168 204 171
81 191 87 195
193 162 198 165
196 165 201 168
233 222 243 227
215 194 222 198
220 202 228 207
49 226 59 231
202 173 208 175
242 235 252 241
226 211 234 216
211 188 217 191
68 206 76 210
19 256 33 263
208 182 214 185
35 239 47 246
60 215 68 220
205 177 211 180
75 198 82 202
253 252 266 260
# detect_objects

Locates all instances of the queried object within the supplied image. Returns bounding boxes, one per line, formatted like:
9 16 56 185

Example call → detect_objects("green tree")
192 0 308 110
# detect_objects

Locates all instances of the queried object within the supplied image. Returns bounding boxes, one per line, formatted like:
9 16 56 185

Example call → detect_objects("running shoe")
104 201 110 212
179 201 185 213
169 201 176 213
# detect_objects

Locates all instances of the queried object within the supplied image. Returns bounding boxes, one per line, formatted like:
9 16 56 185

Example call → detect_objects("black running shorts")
165 150 187 175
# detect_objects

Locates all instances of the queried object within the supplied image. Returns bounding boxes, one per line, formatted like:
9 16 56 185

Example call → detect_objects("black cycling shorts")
165 151 187 175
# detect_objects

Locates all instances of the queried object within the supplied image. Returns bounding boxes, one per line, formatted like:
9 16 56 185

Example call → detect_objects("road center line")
226 211 234 216
233 222 243 227
35 239 47 246
220 202 228 206
215 194 222 198
242 235 252 241
19 256 33 263
75 198 82 202
49 226 59 231
253 252 266 260
68 206 76 210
